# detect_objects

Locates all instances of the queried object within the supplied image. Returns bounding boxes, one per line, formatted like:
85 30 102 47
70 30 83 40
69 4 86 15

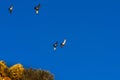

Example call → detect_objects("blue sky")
0 0 120 80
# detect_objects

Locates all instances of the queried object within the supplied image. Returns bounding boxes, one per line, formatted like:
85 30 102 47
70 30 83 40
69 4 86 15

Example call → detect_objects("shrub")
0 60 54 80
0 60 8 77
9 64 24 80
2 77 11 80
0 76 2 80
21 68 54 80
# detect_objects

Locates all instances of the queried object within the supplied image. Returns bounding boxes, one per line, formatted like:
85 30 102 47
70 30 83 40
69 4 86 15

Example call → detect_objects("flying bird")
34 4 40 14
9 5 13 14
60 39 66 48
53 41 58 51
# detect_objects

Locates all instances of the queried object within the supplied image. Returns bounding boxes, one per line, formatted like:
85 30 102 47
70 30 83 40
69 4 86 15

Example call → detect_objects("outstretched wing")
63 39 66 45
60 39 66 47
34 4 40 10
37 4 40 9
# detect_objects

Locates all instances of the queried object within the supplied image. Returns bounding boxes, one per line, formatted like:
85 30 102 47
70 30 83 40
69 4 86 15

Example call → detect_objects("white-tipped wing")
63 39 66 45
60 39 66 48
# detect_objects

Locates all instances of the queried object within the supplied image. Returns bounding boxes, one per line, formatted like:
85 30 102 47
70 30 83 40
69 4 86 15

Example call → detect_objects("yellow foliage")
0 60 54 80
9 64 24 80
2 77 11 80
0 60 8 77
0 76 2 80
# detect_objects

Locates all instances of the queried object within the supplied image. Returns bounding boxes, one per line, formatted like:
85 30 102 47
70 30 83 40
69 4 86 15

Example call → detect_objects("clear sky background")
0 0 120 80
